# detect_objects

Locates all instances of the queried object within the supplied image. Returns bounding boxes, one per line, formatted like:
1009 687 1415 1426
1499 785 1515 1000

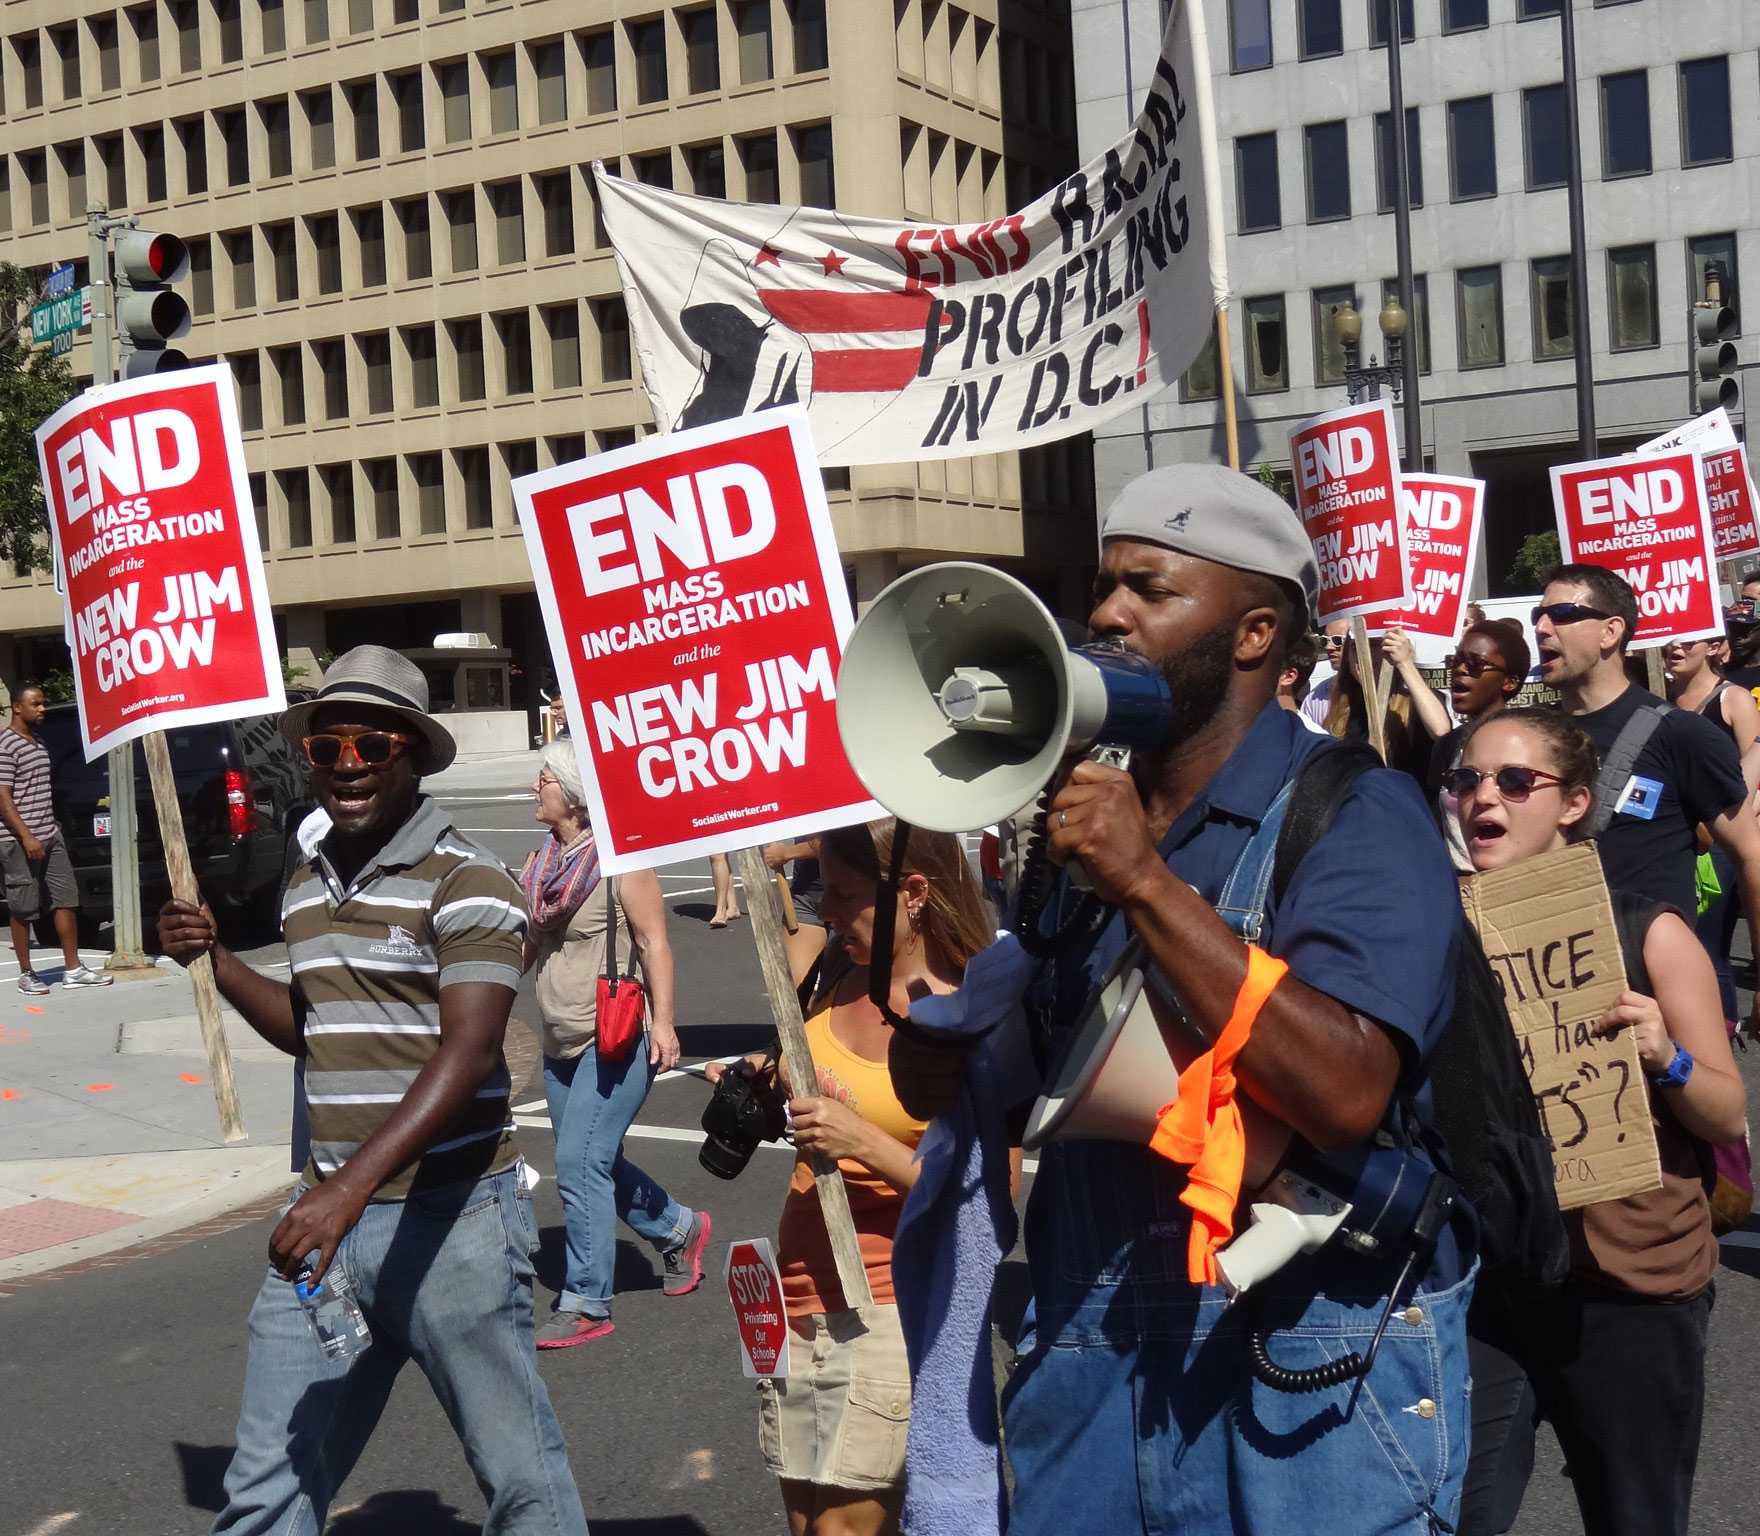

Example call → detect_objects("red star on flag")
753 244 782 267
818 249 848 276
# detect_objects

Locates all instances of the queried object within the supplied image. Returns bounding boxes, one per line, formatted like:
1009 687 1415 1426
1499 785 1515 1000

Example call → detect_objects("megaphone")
1022 937 1180 1149
836 563 1173 832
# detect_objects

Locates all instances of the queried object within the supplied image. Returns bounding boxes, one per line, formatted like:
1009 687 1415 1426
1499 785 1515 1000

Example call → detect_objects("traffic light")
113 230 190 378
1691 298 1739 415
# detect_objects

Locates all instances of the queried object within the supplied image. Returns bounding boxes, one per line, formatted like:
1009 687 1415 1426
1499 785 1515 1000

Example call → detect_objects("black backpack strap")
1582 699 1671 838
1271 741 1383 908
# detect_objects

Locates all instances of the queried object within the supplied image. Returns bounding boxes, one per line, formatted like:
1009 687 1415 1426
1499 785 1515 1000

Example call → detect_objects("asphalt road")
3 793 1757 1534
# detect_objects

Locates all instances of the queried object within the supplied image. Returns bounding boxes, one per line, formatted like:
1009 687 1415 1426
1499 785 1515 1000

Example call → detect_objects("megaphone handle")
1063 746 1132 893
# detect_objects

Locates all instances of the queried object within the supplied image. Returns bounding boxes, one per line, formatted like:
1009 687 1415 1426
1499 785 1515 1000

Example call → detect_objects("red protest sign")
1550 449 1722 648
516 407 881 874
724 1237 791 1379
1375 474 1485 644
35 366 284 761
1289 400 1410 625
1702 444 1760 562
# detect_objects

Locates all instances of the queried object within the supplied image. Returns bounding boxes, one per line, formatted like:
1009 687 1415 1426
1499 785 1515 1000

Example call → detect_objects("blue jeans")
213 1166 587 1536
1002 1142 1476 1536
543 1046 692 1318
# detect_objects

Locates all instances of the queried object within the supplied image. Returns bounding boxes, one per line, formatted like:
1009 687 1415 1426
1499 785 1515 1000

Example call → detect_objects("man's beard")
1154 620 1239 745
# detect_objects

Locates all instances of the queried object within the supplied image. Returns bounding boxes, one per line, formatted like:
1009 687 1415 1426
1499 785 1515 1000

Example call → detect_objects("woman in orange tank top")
709 819 993 1536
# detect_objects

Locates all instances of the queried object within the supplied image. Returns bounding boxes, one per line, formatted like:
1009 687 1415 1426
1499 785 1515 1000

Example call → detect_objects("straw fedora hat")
280 645 457 775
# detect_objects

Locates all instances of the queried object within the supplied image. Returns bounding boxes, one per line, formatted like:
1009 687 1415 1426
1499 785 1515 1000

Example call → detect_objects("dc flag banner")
515 408 882 876
1289 399 1412 626
1551 448 1723 649
35 365 284 762
593 0 1227 467
1372 474 1484 654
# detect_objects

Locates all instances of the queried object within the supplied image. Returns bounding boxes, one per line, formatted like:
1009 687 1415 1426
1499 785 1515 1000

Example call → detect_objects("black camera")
699 1057 789 1180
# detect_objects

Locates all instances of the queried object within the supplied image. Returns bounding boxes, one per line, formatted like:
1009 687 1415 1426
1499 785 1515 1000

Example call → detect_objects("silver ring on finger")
1058 811 1068 829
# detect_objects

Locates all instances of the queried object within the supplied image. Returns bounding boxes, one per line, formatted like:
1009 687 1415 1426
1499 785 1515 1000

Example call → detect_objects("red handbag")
595 879 647 1063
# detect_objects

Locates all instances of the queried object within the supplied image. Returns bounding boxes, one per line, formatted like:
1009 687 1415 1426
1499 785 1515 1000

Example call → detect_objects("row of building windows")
1183 233 1742 397
1235 56 1741 233
0 108 835 243
1228 0 1645 72
189 296 635 440
1 2 827 116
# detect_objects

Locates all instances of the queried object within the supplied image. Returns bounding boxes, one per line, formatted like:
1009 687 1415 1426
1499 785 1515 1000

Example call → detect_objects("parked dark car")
29 702 318 939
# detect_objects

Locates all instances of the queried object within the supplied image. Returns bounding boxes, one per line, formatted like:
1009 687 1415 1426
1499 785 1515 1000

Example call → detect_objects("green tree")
0 263 79 575
1507 531 1561 593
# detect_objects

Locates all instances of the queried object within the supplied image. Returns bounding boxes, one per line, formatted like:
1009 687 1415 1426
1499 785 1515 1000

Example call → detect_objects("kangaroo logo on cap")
1165 508 1193 531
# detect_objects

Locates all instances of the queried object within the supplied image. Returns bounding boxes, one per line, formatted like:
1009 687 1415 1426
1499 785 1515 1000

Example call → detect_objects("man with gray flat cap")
894 465 1475 1534
159 645 587 1535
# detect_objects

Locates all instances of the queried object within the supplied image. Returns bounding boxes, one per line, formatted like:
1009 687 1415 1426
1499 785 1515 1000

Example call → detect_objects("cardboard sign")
515 408 882 874
724 1237 791 1378
1289 400 1411 625
1700 445 1760 562
1459 843 1662 1210
1638 406 1738 458
1550 448 1722 649
1373 473 1484 654
34 366 284 761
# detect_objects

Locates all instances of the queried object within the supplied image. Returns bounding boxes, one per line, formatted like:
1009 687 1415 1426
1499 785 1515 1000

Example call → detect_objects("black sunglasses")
303 730 417 769
1531 602 1613 627
1445 653 1508 678
1442 764 1566 802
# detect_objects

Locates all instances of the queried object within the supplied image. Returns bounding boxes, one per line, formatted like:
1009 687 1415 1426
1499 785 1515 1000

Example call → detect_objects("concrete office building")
1076 0 1759 592
0 0 1081 744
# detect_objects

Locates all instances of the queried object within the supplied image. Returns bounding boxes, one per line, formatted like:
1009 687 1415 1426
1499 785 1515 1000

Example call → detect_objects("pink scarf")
520 828 600 934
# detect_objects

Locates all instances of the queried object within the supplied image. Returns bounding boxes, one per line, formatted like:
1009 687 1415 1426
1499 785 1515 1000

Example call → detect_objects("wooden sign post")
1350 616 1389 761
734 844 872 1311
141 731 246 1144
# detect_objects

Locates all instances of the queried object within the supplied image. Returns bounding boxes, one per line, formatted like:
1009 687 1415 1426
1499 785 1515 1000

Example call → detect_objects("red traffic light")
114 229 189 286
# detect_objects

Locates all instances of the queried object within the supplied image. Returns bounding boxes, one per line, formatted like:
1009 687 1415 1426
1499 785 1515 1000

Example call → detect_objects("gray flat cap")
1101 463 1319 606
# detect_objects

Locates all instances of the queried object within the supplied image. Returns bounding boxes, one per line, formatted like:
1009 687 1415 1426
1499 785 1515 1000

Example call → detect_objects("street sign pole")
85 204 151 975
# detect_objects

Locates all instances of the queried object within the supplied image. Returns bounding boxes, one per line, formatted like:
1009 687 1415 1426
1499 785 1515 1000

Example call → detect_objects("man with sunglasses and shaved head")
1535 563 1760 1040
158 645 588 1535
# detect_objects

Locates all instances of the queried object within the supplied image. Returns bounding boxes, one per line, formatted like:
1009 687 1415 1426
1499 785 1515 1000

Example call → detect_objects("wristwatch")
1647 1043 1695 1089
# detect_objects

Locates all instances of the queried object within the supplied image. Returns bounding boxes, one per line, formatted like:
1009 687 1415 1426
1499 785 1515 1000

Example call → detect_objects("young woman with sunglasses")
1388 619 1530 869
1451 710 1746 1536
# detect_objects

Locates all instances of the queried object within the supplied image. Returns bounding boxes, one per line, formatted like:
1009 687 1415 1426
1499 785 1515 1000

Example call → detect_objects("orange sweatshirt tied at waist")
1148 944 1288 1286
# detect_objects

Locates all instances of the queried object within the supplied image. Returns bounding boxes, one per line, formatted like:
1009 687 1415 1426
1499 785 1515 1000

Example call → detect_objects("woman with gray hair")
520 740 712 1347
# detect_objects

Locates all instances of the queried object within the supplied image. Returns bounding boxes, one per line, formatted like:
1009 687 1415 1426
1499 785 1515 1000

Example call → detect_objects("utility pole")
1560 1 1597 458
87 204 151 974
1384 18 1422 471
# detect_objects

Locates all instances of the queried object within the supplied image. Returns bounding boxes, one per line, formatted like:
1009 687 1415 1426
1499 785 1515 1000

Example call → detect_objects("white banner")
595 0 1226 467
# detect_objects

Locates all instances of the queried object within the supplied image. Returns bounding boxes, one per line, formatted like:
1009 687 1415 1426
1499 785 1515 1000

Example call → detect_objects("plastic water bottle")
294 1262 372 1361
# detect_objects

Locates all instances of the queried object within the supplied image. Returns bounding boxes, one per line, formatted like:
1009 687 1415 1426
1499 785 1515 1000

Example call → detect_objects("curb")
0 1146 297 1289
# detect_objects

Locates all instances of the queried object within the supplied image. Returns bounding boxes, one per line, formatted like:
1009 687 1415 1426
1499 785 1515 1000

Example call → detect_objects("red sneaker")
662 1210 713 1297
535 1312 615 1350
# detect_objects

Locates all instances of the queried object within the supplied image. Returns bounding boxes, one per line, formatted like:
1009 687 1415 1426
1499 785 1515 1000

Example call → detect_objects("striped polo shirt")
284 796 528 1199
0 727 57 846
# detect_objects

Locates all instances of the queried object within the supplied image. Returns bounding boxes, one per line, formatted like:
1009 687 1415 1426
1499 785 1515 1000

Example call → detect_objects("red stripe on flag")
812 347 923 392
760 290 936 332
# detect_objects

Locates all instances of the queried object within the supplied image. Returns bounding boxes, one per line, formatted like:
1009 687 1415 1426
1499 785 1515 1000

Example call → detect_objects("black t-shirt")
1574 685 1747 913
1722 662 1760 693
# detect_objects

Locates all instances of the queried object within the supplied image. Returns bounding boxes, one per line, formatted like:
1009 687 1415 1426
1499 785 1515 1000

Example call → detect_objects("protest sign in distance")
724 1238 791 1379
1370 473 1484 661
516 407 881 875
1639 409 1760 563
1459 843 1662 1209
1550 448 1722 649
35 365 283 760
595 1 1226 465
1289 399 1411 626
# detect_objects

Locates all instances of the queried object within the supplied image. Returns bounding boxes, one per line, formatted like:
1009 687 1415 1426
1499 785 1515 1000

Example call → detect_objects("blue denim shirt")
1023 701 1468 1346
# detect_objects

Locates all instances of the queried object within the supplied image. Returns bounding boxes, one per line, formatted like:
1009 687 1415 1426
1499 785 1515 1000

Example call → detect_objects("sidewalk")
0 948 298 1284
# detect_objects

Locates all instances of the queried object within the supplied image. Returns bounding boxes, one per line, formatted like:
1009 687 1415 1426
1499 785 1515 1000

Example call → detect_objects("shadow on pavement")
175 1441 234 1512
671 902 722 925
326 1490 479 1531
673 1024 774 1057
533 1225 670 1301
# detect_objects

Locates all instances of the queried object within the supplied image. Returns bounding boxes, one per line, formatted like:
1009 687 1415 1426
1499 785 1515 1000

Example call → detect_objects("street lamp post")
1332 298 1411 406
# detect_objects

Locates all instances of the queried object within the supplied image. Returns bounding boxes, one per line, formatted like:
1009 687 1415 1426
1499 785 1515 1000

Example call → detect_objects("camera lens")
698 1133 756 1180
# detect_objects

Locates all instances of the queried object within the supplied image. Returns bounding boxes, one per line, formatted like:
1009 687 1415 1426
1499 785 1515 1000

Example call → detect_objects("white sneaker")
17 971 50 996
62 964 115 988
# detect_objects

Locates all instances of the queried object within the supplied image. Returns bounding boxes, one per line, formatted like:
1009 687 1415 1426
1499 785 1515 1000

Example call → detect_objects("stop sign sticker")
725 1237 791 1379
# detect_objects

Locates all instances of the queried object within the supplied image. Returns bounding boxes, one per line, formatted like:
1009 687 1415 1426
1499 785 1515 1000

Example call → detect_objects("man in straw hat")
159 645 587 1534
